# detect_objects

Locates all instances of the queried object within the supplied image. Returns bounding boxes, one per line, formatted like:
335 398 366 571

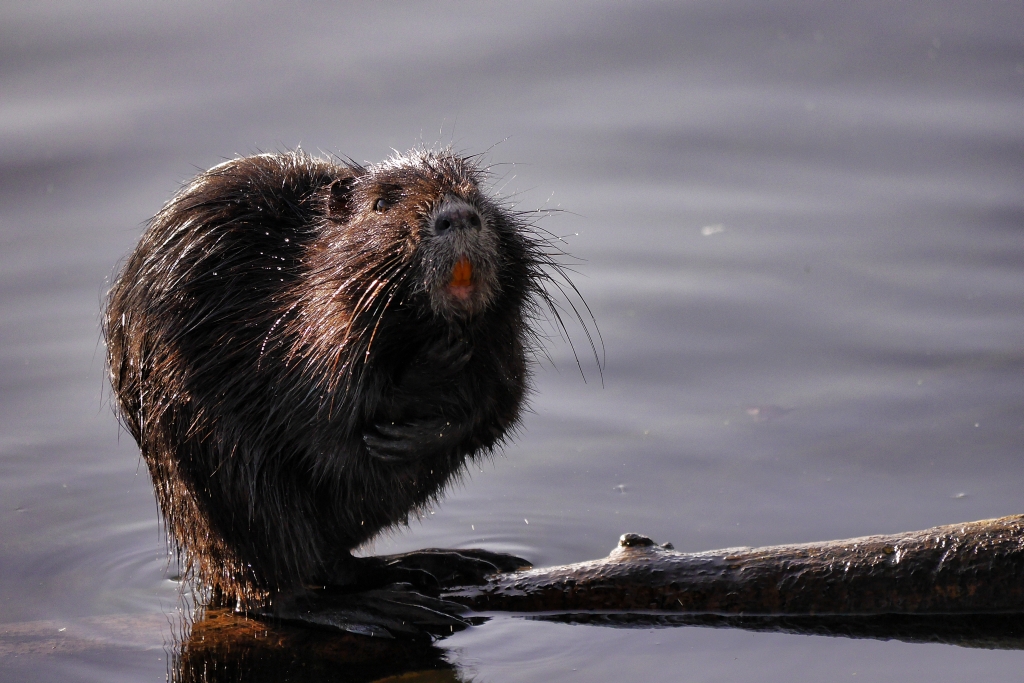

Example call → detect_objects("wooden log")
444 515 1024 615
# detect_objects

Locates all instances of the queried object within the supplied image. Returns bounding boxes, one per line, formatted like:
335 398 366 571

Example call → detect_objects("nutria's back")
105 150 550 605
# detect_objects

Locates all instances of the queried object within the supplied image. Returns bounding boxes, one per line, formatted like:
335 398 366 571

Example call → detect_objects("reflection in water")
168 609 1024 682
172 609 462 683
3 608 1023 682
536 613 1024 651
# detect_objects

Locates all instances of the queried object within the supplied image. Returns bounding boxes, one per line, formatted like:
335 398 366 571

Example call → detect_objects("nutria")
105 149 583 607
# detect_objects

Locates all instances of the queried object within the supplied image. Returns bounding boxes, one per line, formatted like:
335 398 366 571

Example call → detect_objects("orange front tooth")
450 257 473 287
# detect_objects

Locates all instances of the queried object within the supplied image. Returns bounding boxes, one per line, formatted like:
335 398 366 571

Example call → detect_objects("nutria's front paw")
363 419 460 462
422 335 473 370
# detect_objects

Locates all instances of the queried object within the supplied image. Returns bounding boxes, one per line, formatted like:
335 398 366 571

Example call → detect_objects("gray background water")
2 1 1023 680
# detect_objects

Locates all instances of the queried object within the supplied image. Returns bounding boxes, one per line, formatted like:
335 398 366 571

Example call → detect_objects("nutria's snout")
433 203 483 234
424 196 499 318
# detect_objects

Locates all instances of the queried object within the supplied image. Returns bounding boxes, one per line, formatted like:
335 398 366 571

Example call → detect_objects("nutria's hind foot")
262 549 530 639
329 548 531 593
266 584 480 641
377 548 532 589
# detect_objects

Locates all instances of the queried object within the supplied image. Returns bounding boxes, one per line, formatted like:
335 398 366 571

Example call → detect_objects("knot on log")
619 533 655 548
619 533 675 550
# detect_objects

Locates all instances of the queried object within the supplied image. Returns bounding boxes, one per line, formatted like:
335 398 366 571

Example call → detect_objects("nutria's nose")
434 205 483 234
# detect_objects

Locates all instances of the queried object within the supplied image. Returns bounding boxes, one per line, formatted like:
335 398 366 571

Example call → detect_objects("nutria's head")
322 149 507 322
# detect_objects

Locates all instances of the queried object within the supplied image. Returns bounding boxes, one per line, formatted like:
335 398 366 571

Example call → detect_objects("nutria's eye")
374 198 390 212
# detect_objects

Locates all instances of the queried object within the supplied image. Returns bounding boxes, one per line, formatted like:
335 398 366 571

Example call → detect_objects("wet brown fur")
104 149 563 606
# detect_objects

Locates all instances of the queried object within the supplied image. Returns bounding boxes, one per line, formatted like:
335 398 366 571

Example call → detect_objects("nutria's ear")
327 176 356 217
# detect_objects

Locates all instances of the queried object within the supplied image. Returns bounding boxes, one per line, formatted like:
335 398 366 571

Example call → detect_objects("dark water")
2 1 1023 680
